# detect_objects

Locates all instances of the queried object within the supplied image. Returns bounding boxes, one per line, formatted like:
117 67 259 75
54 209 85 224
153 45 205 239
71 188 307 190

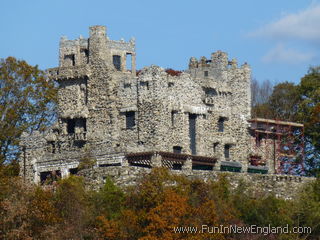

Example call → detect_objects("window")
189 114 197 155
218 117 225 132
80 48 89 63
124 83 131 88
171 110 178 126
172 163 182 170
173 146 182 154
48 141 56 153
213 142 219 153
40 170 61 184
204 71 208 77
140 81 149 89
168 82 174 88
125 111 135 129
113 55 121 71
256 134 262 147
126 53 132 71
69 168 78 175
224 144 231 159
67 119 76 134
78 118 87 132
205 88 217 97
64 54 75 66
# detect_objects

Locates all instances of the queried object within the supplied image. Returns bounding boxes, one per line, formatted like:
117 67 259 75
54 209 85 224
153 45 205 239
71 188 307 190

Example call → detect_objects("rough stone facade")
19 26 313 197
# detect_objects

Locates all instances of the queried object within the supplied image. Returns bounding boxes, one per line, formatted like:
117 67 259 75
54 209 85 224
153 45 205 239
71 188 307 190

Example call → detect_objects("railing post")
122 154 129 167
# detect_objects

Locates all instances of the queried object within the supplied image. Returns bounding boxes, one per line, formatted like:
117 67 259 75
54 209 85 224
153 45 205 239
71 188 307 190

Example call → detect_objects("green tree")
293 177 320 239
268 82 300 121
0 57 57 164
297 67 320 150
54 176 93 239
91 176 125 219
252 81 299 121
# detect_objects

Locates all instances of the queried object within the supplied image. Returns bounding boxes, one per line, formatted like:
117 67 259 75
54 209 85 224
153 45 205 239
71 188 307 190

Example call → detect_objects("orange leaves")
141 189 188 240
1 168 313 239
96 215 120 239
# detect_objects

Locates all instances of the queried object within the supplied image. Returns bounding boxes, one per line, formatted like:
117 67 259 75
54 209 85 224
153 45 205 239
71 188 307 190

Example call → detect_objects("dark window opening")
99 163 121 167
218 117 225 132
48 141 56 153
189 114 197 155
124 83 131 88
193 165 213 171
213 142 219 153
74 140 86 148
40 170 61 184
140 81 149 89
204 71 208 77
172 163 182 170
113 55 121 71
126 53 132 71
53 128 59 134
173 146 182 154
69 168 78 175
205 88 218 97
78 118 87 132
256 135 262 147
64 54 75 66
67 119 76 134
125 111 135 129
80 48 89 63
224 144 231 159
40 171 51 184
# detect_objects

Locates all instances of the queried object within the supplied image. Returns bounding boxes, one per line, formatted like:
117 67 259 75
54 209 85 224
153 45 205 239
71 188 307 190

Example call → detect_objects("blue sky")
1 0 320 84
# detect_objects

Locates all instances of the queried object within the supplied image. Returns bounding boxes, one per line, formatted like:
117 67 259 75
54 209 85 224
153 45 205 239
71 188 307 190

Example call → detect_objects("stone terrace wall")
78 166 314 200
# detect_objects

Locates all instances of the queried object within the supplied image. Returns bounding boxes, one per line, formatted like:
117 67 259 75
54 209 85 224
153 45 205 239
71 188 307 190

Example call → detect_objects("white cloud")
262 44 314 64
251 3 320 43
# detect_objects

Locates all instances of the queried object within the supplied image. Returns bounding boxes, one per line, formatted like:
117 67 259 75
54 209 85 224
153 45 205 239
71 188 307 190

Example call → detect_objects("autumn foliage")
0 167 319 239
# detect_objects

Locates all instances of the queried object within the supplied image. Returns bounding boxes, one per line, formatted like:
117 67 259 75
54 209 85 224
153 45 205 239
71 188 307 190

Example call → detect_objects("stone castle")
19 26 312 198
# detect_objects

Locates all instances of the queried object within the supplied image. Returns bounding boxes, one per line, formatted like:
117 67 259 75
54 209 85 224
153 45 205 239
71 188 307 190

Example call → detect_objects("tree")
91 176 125 219
54 176 93 239
296 67 320 175
251 69 320 174
251 78 273 107
268 82 300 121
251 79 274 118
0 57 57 165
297 67 320 150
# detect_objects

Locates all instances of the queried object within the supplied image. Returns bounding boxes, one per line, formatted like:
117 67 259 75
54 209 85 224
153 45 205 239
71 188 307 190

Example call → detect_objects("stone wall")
78 165 314 200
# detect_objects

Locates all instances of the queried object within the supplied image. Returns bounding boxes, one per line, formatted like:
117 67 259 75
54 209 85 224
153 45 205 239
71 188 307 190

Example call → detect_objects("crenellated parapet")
58 25 136 74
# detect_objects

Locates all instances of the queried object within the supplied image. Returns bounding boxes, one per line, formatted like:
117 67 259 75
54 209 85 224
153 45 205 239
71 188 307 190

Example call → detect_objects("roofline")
249 118 304 128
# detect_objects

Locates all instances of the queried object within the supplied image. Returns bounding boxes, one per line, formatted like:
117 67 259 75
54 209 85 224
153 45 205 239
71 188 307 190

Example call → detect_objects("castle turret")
89 25 108 63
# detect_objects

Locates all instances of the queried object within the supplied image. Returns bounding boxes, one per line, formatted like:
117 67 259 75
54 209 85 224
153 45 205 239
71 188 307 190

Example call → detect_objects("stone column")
182 157 192 171
151 153 162 168
61 167 70 178
131 53 136 76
